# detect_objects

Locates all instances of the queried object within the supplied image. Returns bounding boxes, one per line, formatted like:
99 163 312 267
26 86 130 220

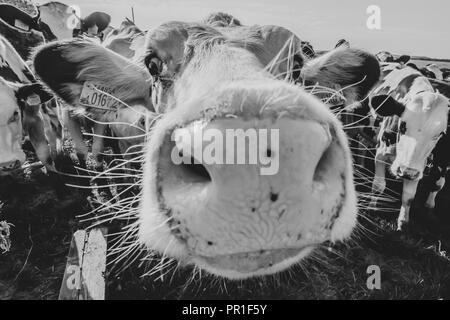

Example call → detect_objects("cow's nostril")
159 137 212 186
179 156 211 183
313 140 335 183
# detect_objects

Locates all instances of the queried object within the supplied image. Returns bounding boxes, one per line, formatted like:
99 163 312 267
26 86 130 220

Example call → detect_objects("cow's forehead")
402 93 449 132
407 92 448 113
145 22 299 59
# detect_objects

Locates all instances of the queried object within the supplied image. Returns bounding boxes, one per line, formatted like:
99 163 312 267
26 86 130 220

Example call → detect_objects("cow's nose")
397 166 421 180
156 114 348 256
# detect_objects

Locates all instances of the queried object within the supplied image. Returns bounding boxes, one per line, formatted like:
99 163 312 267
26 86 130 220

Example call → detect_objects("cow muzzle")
151 109 355 277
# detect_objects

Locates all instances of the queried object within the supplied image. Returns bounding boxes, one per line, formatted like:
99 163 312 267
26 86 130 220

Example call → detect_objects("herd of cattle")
0 2 449 279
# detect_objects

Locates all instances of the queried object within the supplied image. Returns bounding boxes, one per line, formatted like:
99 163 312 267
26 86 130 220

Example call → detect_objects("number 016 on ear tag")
79 82 119 110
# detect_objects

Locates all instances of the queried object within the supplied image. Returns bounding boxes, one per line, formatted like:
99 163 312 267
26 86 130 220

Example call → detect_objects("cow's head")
32 21 380 280
37 2 77 40
426 64 443 81
0 77 24 171
138 22 378 279
0 78 55 172
371 92 449 180
102 20 145 60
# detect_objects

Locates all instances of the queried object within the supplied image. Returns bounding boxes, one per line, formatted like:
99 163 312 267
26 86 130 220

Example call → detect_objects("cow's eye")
292 55 303 82
139 116 146 128
7 111 20 124
144 52 163 77
399 121 407 135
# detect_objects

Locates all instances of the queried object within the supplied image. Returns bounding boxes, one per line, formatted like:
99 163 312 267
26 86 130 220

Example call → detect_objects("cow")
376 51 410 66
0 3 46 60
369 64 449 230
36 1 77 40
420 79 450 215
0 3 42 33
300 47 381 169
73 11 111 39
0 76 24 172
0 35 61 173
33 19 381 280
33 38 152 171
0 1 112 60
70 19 150 170
202 12 242 27
0 3 67 42
425 63 444 81
102 19 146 60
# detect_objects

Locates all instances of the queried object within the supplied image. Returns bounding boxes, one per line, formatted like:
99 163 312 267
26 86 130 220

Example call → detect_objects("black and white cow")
0 3 46 60
0 34 62 173
369 63 449 230
420 79 450 214
102 19 146 60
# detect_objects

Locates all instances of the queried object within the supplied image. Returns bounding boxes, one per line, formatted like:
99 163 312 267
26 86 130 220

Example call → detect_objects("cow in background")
72 11 111 39
0 1 112 60
102 18 146 60
202 11 242 27
419 79 450 217
369 64 449 230
0 35 62 173
301 47 380 169
33 38 153 172
0 3 46 59
425 64 444 81
36 1 76 40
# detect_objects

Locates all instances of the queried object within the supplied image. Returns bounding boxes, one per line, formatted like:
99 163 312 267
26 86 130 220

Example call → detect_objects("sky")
36 0 450 59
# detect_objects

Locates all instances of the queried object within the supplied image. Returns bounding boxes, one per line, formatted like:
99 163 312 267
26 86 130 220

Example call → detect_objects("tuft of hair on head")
202 12 242 28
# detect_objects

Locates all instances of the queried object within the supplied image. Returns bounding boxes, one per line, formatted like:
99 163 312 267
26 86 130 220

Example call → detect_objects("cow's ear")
301 47 380 103
371 95 405 117
33 39 153 110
